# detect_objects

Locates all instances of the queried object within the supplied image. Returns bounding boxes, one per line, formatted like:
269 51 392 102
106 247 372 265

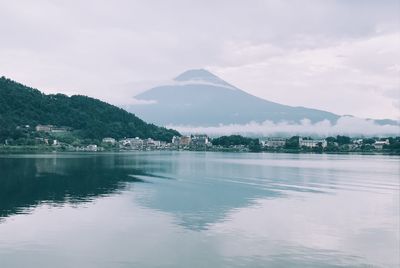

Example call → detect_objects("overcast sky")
1 0 399 120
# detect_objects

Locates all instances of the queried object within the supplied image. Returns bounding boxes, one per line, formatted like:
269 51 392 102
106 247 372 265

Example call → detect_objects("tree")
212 135 257 147
336 135 351 145
326 136 336 143
362 138 375 145
285 136 299 149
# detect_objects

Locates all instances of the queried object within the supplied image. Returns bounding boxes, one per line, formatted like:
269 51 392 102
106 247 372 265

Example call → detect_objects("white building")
86 144 98 151
172 136 181 146
191 134 210 146
299 138 327 148
51 127 69 133
119 137 144 149
145 138 161 147
35 125 69 133
374 139 389 150
130 137 144 148
35 125 53 132
353 139 363 145
264 138 286 148
102 137 116 145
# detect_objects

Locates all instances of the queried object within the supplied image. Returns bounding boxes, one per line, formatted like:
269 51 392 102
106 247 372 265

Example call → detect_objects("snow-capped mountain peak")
174 69 236 89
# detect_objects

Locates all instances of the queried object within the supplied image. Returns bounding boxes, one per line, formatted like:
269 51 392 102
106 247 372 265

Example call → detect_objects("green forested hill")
0 76 179 142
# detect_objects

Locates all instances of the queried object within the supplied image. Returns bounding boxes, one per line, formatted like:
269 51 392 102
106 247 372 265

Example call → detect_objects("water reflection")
1 152 290 229
0 153 157 219
0 152 398 268
1 152 398 232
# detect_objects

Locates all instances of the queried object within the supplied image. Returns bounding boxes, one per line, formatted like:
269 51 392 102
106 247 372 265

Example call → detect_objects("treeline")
324 136 400 152
210 135 400 154
0 77 179 143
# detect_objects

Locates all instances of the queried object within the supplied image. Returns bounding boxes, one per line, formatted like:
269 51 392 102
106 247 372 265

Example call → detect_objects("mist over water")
168 116 400 137
0 152 398 268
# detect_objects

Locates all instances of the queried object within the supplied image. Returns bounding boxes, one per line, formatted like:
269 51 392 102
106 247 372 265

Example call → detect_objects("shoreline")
1 146 398 156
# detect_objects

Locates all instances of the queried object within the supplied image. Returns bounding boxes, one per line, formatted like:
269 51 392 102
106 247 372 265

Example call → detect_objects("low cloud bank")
167 117 400 137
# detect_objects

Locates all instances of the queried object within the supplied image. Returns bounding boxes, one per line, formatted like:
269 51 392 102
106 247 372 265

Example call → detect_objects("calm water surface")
0 152 398 267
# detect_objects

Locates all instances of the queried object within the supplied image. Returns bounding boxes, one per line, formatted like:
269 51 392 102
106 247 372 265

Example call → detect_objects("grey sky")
1 0 399 119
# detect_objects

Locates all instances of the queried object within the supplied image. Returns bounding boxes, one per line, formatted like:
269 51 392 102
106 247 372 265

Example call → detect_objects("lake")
0 152 398 267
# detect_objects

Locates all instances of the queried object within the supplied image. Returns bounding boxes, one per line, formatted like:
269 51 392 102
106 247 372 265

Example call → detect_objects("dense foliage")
384 137 400 152
0 77 180 143
212 135 261 152
284 136 300 149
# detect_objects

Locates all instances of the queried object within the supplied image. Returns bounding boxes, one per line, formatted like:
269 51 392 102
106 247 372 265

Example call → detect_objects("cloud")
212 32 400 120
0 0 399 120
167 117 400 137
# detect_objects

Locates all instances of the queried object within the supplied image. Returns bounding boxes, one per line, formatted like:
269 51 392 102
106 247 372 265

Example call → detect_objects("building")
172 136 181 146
374 139 389 150
35 125 53 132
35 125 70 133
119 137 144 149
299 138 327 148
86 144 98 151
191 134 210 146
130 137 144 149
51 127 70 133
353 139 363 145
180 136 192 146
264 138 286 148
145 138 161 148
102 137 116 145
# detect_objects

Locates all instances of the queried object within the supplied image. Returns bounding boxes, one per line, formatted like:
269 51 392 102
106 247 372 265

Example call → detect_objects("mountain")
127 69 340 126
0 77 179 142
